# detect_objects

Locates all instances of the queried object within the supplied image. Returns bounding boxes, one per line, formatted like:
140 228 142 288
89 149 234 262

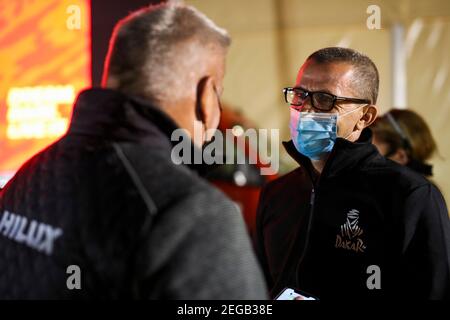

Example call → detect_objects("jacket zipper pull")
310 188 315 205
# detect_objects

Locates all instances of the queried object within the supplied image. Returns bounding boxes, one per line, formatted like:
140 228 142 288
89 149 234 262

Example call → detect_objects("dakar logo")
335 209 366 253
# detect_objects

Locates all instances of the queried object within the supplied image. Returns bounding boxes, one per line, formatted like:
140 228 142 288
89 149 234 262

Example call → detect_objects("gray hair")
307 47 379 104
103 3 230 104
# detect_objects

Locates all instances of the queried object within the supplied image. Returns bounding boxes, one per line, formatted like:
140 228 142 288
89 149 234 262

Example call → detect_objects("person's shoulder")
117 141 238 207
365 156 430 191
178 183 239 219
260 166 305 199
0 138 64 196
126 143 212 182
146 174 244 247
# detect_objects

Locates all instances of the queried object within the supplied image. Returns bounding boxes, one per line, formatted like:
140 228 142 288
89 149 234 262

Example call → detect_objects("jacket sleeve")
402 183 450 299
253 185 275 291
141 188 268 300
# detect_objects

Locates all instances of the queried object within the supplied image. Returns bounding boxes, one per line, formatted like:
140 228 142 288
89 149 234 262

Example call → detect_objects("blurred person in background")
371 109 437 178
0 3 267 299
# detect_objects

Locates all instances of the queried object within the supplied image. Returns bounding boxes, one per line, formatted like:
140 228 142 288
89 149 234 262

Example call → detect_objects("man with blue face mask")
255 47 450 300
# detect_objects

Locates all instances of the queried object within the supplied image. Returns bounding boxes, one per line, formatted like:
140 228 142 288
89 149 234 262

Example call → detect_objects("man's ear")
356 104 378 130
196 76 221 133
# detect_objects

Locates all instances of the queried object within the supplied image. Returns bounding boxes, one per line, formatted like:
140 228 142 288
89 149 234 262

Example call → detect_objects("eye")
293 88 308 99
289 92 301 105
313 92 334 106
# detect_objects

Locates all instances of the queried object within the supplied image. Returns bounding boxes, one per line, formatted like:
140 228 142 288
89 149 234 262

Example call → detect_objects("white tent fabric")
188 0 450 203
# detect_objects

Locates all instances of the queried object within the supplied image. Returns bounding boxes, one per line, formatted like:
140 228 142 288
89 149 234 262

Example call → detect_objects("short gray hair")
103 3 230 104
307 47 379 104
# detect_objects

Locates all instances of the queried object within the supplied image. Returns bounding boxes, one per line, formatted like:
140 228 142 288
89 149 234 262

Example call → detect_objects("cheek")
290 108 300 123
336 117 349 136
337 112 360 135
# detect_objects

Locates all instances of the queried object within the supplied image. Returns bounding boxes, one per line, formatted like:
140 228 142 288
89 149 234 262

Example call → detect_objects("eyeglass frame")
283 87 372 111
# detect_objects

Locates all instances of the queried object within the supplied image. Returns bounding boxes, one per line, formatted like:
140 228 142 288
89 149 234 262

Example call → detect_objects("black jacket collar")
283 128 381 182
68 88 207 174
69 88 178 148
407 159 433 177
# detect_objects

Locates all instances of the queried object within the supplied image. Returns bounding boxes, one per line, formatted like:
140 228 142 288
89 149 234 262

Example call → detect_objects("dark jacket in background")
255 129 450 299
0 88 267 299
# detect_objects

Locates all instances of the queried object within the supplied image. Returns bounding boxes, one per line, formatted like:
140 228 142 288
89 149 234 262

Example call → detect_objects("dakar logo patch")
335 209 366 253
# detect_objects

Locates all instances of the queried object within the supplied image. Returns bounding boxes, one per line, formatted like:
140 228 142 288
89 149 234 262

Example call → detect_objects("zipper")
295 187 316 288
294 146 338 288
310 188 316 205
278 141 341 292
295 142 336 287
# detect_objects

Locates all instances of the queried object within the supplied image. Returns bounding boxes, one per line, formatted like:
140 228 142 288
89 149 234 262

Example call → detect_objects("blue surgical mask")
289 111 337 160
289 107 363 160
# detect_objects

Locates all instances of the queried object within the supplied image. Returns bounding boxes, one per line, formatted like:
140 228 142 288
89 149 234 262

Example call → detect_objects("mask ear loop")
340 104 364 117
338 104 366 139
343 130 354 140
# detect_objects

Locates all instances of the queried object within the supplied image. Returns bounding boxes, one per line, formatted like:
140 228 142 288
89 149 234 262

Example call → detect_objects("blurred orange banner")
0 0 91 183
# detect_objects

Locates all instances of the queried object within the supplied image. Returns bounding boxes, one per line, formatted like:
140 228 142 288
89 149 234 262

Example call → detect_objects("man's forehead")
295 61 356 94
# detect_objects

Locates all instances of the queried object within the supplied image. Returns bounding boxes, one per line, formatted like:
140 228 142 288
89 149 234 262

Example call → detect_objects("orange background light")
0 0 91 179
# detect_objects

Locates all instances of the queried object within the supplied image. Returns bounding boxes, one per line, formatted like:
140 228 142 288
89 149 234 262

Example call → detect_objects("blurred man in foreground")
0 3 267 299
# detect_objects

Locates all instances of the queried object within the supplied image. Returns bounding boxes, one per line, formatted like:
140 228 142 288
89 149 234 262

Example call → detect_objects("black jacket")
255 129 450 299
0 88 267 299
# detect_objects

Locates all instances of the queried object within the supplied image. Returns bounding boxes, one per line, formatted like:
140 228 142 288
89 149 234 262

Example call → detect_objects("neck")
311 157 328 175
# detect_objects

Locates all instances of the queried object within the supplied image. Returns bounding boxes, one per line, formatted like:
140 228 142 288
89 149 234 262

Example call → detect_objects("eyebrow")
293 86 335 95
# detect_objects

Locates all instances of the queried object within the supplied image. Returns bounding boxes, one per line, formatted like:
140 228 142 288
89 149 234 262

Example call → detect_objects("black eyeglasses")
283 87 371 111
